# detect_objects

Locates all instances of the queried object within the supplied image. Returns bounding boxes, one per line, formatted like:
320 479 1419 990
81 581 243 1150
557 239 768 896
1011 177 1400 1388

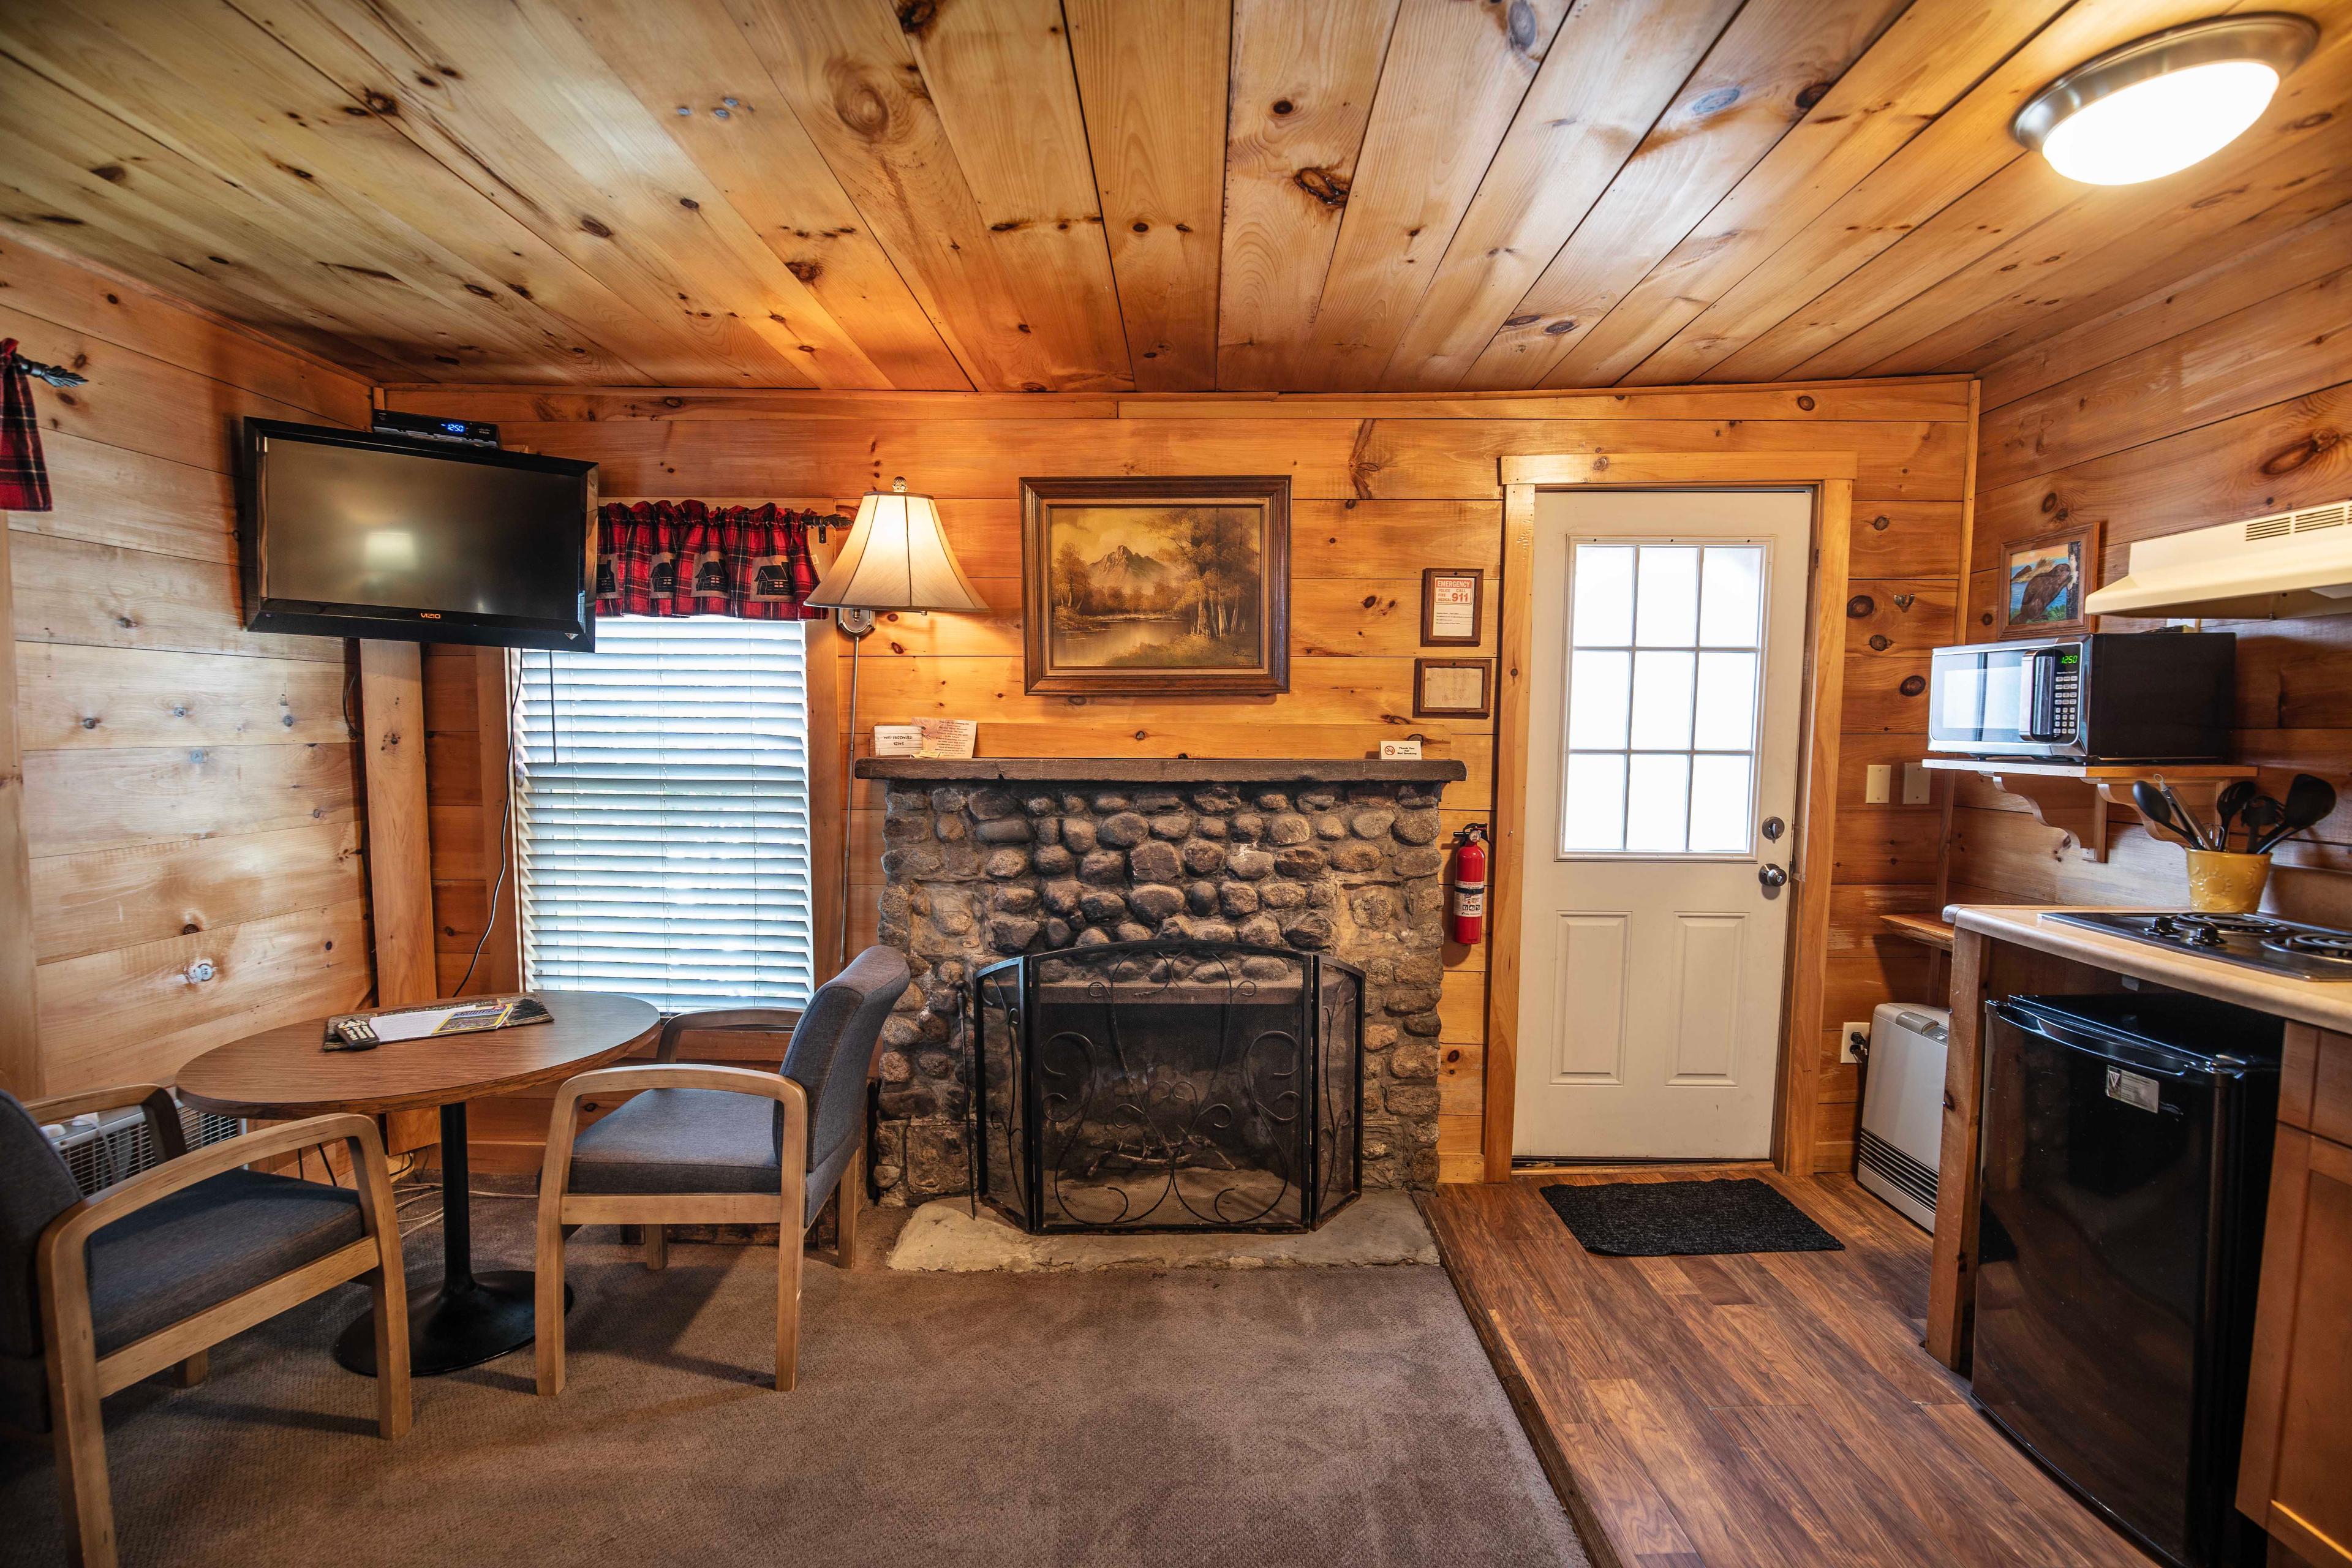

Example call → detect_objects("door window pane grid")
1562 543 1766 856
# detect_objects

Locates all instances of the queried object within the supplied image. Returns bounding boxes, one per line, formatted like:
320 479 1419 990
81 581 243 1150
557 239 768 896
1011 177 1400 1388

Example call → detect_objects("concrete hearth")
854 758 1468 1205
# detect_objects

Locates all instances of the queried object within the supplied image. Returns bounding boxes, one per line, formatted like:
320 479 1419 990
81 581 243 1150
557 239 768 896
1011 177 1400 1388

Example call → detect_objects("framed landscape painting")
1019 476 1291 696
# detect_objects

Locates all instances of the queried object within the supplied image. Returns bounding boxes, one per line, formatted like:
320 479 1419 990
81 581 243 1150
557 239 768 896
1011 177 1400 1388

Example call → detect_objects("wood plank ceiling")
2 0 2346 393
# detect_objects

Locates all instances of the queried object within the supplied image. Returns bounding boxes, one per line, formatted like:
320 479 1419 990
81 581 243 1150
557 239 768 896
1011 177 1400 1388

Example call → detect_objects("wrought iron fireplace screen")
971 940 1363 1234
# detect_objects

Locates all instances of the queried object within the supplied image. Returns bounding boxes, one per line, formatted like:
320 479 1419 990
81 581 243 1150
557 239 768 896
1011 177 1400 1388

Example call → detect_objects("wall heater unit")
40 1098 246 1196
1857 1003 1949 1230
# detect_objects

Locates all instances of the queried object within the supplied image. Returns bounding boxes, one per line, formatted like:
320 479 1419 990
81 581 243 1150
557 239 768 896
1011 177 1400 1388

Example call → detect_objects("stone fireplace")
854 759 1467 1205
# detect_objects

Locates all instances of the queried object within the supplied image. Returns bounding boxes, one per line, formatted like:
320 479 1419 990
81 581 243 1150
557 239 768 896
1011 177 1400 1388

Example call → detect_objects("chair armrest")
23 1083 187 1161
655 1009 799 1063
35 1114 385 1289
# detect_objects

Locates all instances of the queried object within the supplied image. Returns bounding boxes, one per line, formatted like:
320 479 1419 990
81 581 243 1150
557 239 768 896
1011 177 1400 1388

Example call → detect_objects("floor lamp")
805 477 990 973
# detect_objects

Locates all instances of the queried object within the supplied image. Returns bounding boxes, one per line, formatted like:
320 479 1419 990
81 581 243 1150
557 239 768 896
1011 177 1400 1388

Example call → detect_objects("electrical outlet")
1841 1021 1868 1064
1865 764 1893 803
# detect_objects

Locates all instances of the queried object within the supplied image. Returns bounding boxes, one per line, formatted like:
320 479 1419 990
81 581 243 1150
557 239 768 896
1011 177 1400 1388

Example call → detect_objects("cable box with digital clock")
369 409 500 448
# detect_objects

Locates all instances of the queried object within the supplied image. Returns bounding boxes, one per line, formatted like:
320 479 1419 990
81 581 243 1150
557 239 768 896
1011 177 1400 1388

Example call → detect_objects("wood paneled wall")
0 236 376 1098
392 379 1975 1177
1950 205 2352 922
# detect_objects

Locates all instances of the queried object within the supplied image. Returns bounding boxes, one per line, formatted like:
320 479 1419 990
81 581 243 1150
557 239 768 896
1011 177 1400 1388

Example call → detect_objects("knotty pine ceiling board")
0 0 2345 394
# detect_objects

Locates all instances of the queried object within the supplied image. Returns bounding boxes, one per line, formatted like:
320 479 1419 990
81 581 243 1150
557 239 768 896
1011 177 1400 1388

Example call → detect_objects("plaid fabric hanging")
595 500 827 619
0 339 54 513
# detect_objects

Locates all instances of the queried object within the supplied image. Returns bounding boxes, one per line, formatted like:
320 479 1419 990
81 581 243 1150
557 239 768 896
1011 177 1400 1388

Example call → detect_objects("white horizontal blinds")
513 617 814 1011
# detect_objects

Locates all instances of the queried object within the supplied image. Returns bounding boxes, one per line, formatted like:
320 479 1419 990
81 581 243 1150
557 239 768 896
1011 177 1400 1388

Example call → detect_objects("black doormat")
1537 1178 1845 1257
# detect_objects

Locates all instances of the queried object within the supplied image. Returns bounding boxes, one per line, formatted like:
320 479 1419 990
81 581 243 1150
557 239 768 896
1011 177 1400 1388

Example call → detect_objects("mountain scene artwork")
1049 507 1263 670
1019 477 1291 698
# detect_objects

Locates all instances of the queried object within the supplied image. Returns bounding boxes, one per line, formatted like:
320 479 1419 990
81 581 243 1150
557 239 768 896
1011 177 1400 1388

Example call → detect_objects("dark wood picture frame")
1420 567 1484 646
1995 521 2101 639
1414 658 1493 720
1019 475 1291 696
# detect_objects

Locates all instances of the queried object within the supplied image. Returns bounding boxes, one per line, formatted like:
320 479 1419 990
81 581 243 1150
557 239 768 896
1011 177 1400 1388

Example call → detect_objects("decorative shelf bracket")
1921 760 2257 864
1987 772 2111 861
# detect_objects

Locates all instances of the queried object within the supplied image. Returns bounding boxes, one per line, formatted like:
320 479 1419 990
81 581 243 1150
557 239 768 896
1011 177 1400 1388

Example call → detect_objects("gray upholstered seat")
569 1088 780 1196
0 1093 365 1430
3 1088 409 1568
560 946 913 1226
85 1169 364 1357
533 947 914 1396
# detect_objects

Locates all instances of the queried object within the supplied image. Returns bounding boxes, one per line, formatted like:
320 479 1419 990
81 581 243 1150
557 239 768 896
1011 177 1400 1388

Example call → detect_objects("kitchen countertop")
1943 903 2352 1033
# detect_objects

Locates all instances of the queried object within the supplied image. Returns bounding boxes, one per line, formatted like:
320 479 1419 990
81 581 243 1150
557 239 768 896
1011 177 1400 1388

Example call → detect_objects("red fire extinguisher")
1450 824 1488 946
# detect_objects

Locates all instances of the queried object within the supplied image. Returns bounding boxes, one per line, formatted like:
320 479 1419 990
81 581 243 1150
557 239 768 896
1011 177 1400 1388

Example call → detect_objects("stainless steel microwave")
1926 631 2235 763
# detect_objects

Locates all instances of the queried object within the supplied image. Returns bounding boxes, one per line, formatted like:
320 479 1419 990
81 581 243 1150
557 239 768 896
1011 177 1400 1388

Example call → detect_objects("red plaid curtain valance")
0 339 54 514
595 500 829 619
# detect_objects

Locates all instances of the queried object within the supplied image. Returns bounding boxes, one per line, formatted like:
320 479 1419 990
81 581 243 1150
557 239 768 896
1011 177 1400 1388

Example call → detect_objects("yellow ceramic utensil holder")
2184 850 2273 914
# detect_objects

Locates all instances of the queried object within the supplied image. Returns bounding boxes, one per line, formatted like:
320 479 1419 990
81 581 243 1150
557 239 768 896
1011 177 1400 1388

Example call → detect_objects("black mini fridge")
1972 992 2281 1568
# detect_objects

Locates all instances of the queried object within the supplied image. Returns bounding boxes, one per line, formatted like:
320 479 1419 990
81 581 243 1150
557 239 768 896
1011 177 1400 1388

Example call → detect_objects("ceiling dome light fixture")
2013 13 2318 186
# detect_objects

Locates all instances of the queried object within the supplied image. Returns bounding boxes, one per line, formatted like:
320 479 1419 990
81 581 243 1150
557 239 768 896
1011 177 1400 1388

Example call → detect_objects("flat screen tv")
239 417 598 650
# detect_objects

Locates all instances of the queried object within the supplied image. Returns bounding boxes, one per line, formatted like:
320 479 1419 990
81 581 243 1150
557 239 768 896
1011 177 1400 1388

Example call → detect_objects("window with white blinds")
512 617 815 1012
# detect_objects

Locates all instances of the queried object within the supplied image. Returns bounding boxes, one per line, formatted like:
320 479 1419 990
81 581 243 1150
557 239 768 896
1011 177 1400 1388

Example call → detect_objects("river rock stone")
1099 812 1149 848
1226 846 1275 881
1127 840 1182 882
1127 884 1185 922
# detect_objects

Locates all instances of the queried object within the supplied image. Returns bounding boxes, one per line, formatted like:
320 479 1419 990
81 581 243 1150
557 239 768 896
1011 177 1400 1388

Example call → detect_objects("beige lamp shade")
807 479 989 612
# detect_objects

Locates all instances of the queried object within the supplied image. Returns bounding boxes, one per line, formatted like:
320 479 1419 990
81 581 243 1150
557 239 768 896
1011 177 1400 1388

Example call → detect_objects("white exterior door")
1513 489 1813 1161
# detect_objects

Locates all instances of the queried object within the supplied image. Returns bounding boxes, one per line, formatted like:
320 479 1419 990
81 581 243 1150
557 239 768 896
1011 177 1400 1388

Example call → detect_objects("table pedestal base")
335 1270 573 1376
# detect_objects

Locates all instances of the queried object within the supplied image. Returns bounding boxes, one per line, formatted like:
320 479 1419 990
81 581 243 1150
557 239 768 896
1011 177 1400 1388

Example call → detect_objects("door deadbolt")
1758 864 1789 888
1761 817 1785 841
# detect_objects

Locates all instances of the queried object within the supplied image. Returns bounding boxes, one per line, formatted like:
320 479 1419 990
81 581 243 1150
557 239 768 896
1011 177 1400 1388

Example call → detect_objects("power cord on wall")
453 657 521 996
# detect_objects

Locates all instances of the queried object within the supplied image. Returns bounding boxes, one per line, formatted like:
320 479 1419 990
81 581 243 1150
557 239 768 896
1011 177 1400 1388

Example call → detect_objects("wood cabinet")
2239 1024 2352 1568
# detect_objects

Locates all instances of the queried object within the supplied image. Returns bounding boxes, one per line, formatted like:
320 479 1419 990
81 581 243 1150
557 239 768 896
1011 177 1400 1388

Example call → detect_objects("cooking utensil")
2160 782 2212 850
2237 796 2284 854
2133 780 2202 848
2252 774 2337 853
2214 780 2257 850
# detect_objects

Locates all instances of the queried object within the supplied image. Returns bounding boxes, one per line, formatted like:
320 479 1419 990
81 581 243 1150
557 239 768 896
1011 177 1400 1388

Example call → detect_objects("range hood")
2086 496 2352 620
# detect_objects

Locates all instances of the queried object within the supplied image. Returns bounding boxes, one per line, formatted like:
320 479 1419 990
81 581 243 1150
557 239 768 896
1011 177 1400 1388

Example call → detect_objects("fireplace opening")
971 941 1363 1234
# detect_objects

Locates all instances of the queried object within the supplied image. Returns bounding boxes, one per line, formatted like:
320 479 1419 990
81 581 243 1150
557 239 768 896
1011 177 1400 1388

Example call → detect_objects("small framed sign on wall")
1420 568 1483 646
1414 658 1493 720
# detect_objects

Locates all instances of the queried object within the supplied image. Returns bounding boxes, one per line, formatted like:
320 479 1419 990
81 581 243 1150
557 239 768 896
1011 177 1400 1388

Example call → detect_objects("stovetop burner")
2149 913 2291 946
2266 931 2352 963
2048 911 2352 981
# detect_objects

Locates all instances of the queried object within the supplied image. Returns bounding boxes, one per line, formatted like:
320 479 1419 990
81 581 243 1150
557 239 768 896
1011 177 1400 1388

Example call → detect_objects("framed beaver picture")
1997 522 2100 639
1019 475 1291 696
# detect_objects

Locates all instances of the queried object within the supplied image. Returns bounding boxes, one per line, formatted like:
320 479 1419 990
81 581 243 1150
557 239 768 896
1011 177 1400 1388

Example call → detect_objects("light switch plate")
1864 764 1893 804
1841 1022 1868 1065
1902 761 1932 805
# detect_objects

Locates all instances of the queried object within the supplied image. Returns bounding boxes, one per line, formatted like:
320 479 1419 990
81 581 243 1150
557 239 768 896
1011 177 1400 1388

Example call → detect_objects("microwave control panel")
2051 650 2079 735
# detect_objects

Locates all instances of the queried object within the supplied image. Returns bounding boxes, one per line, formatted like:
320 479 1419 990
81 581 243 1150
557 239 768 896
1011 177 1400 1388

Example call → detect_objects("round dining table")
176 990 660 1376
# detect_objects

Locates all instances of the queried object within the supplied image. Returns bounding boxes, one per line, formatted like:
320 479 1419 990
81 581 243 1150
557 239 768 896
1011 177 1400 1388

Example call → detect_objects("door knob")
1758 864 1789 888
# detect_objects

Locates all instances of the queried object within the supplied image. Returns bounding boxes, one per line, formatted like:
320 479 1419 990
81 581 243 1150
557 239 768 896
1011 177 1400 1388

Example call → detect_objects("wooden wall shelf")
1920 760 2257 863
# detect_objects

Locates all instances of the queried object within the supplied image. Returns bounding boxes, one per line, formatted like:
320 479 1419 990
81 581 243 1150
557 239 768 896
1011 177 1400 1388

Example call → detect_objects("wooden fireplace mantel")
852 758 1468 785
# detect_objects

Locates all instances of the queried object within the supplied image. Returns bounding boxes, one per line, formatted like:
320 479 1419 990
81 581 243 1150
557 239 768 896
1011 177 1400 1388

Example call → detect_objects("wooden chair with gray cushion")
2 1085 409 1568
534 945 913 1395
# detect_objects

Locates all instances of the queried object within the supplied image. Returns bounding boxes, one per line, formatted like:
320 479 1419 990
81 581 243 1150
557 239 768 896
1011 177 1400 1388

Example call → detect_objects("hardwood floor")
1425 1166 2157 1568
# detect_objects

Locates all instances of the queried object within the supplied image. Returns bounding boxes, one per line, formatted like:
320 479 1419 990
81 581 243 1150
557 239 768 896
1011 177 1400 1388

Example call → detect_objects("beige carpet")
1 1198 1587 1568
